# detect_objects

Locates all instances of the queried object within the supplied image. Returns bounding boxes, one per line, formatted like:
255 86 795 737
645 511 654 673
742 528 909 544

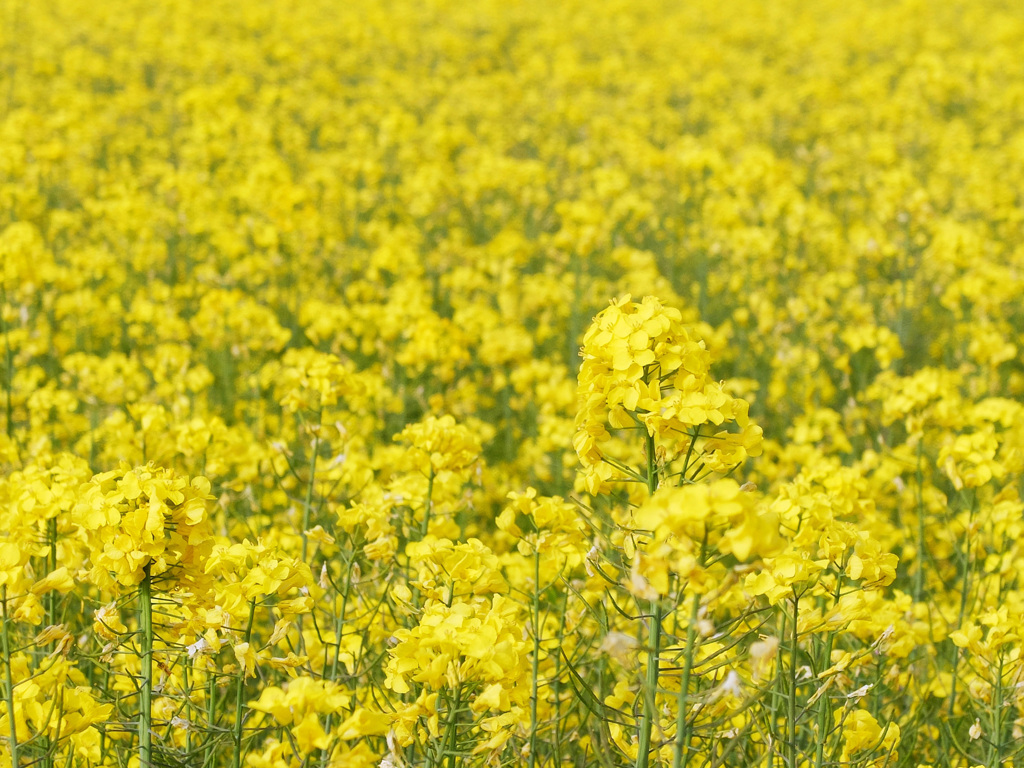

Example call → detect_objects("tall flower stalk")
138 565 154 768
575 296 764 768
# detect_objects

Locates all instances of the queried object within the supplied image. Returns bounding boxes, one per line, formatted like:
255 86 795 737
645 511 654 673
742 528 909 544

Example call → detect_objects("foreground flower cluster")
2 0 1024 766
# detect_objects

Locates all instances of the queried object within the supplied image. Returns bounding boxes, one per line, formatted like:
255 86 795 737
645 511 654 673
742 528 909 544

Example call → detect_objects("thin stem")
767 608 785 768
788 594 799 768
301 416 321 563
297 414 321 657
989 650 1003 768
637 427 662 768
232 599 258 768
552 587 568 765
913 438 926 602
679 426 701 483
529 551 542 768
139 566 154 768
671 592 701 768
410 467 437 619
948 493 976 720
419 467 436 541
645 430 658 496
636 600 663 768
182 661 193 761
206 665 217 768
1 587 19 768
48 687 64 768
46 518 57 627
439 685 462 768
813 576 843 768
43 516 59 768
320 555 357 768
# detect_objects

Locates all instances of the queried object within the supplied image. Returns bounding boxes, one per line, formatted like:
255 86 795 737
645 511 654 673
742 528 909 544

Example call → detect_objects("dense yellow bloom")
204 538 314 615
406 536 507 602
385 595 528 703
73 463 215 588
746 553 829 605
395 415 482 476
0 655 112 762
274 348 362 413
632 479 783 595
575 295 761 493
498 487 587 565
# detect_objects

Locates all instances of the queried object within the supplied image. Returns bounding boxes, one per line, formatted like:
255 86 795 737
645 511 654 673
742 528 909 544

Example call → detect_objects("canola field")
2 0 1024 766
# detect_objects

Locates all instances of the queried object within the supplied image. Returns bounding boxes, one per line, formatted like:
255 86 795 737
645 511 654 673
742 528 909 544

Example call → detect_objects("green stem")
301 419 321 563
989 650 1003 768
948 494 976 720
206 666 217 768
419 467 436 541
679 426 700 483
529 551 542 768
139 566 154 768
1 588 19 768
48 688 63 768
232 599 257 768
439 685 462 768
411 468 437 618
297 416 320 656
43 516 58 768
182 661 192 762
645 430 658 496
813 576 843 768
913 439 926 602
767 609 785 768
552 588 568 766
637 427 662 768
636 600 663 768
320 556 356 768
671 593 701 768
788 594 799 768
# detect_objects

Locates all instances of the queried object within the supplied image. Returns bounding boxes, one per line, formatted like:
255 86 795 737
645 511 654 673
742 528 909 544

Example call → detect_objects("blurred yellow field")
2 0 1024 766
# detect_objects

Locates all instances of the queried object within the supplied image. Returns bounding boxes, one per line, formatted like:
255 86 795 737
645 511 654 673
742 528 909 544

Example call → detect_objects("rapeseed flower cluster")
74 464 214 589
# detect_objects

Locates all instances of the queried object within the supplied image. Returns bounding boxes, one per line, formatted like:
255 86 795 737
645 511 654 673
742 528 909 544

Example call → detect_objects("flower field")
3 0 1024 766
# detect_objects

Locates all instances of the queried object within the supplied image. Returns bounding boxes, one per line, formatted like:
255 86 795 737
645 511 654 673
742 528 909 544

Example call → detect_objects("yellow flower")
847 538 898 588
335 708 393 740
292 711 330 753
92 602 127 640
73 464 214 588
500 487 588 566
30 566 76 595
275 348 362 413
395 414 482 475
233 642 258 679
406 536 507 602
747 552 828 605
837 709 900 763
385 595 528 707
575 295 761 493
